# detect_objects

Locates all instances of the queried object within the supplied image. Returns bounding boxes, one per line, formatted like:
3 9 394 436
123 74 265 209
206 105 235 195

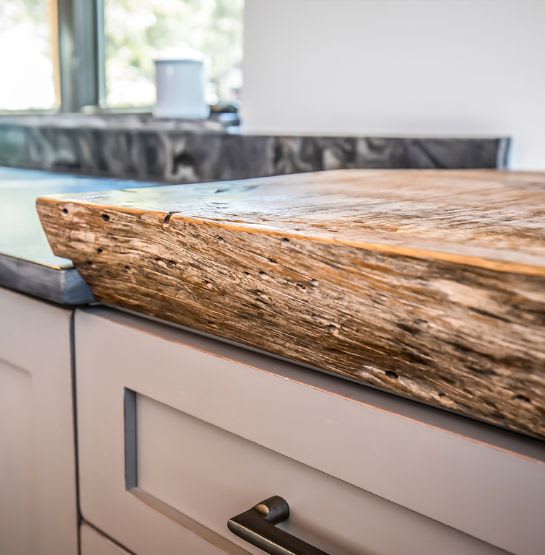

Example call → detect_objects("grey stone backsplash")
0 115 510 183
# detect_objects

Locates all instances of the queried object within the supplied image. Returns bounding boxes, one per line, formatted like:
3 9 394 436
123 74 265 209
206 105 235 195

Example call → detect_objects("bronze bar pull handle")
227 496 331 555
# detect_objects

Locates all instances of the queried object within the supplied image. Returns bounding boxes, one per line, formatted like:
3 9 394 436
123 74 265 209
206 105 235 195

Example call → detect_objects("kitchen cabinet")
2 166 544 554
75 307 545 555
0 287 78 555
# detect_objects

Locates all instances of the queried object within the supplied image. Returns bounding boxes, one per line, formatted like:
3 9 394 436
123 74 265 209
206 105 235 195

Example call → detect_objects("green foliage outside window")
105 0 244 107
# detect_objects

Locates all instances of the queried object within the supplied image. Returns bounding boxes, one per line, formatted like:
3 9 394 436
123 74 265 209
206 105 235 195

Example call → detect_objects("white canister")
154 48 209 119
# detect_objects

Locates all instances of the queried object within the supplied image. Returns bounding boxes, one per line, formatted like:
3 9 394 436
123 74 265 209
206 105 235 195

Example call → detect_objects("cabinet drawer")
131 390 500 555
75 308 545 555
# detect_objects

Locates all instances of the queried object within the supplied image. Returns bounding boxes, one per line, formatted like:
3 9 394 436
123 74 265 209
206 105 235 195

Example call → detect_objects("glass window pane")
0 0 58 110
104 0 244 108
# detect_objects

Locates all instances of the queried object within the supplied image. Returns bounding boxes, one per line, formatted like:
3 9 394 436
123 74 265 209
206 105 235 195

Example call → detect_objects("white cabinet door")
81 524 131 555
0 287 78 555
75 308 545 555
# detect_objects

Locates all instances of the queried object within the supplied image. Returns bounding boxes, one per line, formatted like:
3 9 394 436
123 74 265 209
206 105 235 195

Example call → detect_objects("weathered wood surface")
37 169 545 438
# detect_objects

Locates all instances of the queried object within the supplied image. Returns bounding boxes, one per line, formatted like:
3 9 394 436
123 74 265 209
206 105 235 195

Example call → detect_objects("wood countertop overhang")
0 167 162 304
36 169 545 438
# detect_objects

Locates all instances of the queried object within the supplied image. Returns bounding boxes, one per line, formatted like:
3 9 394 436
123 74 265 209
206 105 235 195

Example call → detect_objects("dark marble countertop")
0 167 162 304
0 114 510 184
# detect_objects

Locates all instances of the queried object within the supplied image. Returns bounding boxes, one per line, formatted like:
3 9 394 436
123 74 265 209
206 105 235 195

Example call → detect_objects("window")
0 0 59 111
0 0 243 113
103 0 244 108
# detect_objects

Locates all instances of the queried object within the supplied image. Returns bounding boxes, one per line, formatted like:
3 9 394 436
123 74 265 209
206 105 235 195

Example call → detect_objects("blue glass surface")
0 167 163 267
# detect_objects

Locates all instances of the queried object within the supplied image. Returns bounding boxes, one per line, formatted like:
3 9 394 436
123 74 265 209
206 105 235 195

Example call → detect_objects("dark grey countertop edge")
0 124 512 184
0 253 95 305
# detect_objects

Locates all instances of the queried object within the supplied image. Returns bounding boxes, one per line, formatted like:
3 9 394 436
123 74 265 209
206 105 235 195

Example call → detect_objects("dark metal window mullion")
57 0 104 112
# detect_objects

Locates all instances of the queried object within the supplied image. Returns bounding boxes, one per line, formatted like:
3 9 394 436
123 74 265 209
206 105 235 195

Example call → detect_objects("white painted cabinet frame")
0 288 78 555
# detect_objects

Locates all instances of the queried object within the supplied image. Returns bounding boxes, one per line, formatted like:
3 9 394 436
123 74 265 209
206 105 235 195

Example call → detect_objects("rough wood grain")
36 169 545 438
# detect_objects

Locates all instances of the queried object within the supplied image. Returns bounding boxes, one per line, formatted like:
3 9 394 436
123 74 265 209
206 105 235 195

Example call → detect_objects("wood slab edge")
36 196 545 278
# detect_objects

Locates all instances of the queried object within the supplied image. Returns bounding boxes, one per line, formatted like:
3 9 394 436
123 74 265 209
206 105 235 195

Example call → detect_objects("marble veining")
0 115 510 183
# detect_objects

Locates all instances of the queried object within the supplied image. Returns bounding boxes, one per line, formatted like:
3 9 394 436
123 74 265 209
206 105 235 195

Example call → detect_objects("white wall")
242 0 545 169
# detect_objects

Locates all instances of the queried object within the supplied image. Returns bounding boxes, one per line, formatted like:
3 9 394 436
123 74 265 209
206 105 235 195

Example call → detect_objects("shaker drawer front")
129 391 499 555
75 308 545 555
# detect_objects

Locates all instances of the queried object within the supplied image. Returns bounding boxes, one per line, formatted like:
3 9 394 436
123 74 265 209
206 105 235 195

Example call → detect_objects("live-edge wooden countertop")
37 169 545 438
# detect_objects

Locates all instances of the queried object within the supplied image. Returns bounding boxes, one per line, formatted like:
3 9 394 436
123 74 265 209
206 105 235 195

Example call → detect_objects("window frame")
0 0 104 115
57 0 103 112
1 0 243 114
